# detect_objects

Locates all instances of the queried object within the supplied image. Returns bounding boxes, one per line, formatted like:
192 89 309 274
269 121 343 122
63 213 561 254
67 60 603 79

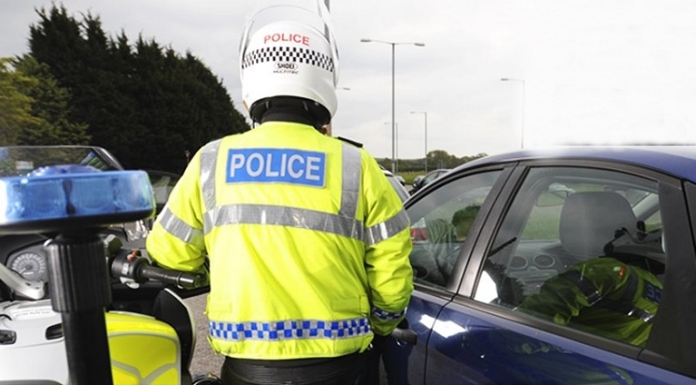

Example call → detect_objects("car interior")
473 168 665 346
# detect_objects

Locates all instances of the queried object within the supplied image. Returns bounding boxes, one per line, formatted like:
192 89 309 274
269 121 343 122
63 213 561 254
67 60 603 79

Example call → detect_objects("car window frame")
455 158 696 377
641 179 696 377
405 164 516 293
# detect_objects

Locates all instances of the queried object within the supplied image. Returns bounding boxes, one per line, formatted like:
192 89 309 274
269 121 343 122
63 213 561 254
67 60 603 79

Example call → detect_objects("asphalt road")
185 294 225 378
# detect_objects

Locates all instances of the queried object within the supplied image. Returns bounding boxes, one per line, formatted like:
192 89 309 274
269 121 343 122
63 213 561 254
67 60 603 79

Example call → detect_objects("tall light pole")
383 121 400 172
501 78 525 149
361 38 425 173
411 111 428 172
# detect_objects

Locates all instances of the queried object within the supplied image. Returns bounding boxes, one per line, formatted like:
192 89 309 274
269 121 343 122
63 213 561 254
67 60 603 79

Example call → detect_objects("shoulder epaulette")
337 136 363 148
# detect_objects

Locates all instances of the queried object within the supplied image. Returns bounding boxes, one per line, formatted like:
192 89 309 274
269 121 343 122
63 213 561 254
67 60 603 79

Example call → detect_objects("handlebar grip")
110 250 205 289
137 265 204 289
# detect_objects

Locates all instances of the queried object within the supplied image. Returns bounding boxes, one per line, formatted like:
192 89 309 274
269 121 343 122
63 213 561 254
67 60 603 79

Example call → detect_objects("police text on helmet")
264 33 310 46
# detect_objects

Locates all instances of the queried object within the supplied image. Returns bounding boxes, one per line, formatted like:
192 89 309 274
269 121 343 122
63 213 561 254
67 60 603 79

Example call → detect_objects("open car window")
407 171 502 288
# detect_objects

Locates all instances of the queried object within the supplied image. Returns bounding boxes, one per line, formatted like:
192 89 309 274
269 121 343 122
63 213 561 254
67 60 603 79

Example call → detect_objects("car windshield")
0 146 122 176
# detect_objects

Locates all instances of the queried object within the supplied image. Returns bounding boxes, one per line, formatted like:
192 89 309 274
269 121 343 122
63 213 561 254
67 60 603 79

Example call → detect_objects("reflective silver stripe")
371 306 406 321
364 210 410 246
197 139 403 244
200 139 222 215
340 143 361 218
209 317 371 341
158 207 204 247
203 204 364 241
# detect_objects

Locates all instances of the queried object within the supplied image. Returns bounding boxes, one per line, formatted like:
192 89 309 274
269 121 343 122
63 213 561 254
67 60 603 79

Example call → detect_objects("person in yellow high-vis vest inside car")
517 232 664 347
145 2 413 385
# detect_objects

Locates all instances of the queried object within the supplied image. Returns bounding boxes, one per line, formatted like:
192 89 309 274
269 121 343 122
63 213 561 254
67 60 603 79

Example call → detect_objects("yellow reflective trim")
107 312 181 385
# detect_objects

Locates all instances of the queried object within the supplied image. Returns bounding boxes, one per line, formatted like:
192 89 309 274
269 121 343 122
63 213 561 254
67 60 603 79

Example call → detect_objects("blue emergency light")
0 165 155 233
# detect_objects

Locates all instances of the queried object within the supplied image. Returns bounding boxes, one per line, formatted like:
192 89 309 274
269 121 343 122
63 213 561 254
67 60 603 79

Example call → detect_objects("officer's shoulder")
336 136 363 148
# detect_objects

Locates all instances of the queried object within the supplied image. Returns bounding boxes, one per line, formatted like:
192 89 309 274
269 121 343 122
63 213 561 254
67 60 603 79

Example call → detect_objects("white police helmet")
239 1 339 123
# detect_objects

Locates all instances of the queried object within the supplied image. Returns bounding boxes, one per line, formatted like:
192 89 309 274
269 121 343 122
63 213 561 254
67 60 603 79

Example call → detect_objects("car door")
400 167 511 384
421 161 696 384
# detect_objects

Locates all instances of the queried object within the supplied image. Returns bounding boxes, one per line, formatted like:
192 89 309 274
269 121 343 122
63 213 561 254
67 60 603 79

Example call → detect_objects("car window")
423 169 447 185
407 171 502 287
474 167 665 348
423 172 438 184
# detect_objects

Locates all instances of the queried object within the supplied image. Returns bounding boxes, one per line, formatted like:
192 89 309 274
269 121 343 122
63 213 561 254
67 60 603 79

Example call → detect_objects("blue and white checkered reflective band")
371 307 405 321
209 317 371 341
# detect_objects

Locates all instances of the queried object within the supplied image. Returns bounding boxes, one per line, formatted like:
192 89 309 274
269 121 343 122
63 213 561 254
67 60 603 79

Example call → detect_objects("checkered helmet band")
242 46 334 72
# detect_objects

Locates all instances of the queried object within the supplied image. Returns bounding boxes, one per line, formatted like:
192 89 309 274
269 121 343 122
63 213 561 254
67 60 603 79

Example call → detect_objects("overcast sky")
3 0 696 159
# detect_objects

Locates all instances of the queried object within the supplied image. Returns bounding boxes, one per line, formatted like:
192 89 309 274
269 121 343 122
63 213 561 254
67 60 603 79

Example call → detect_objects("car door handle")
391 327 418 346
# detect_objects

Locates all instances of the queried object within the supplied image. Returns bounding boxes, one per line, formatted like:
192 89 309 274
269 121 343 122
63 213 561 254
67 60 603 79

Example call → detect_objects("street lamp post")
501 78 525 149
383 122 400 172
361 38 425 173
411 111 428 172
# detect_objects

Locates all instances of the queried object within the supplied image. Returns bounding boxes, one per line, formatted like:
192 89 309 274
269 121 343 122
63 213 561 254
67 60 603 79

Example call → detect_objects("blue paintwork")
421 301 694 384
403 146 696 384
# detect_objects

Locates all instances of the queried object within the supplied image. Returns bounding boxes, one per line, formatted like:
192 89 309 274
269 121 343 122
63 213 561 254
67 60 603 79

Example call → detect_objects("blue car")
393 146 696 384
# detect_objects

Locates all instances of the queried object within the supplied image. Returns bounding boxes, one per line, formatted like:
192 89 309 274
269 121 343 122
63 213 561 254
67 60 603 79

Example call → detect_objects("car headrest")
559 191 638 259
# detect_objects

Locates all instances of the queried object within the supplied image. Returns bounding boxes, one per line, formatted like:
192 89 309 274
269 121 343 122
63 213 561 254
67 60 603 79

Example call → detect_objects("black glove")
369 334 388 354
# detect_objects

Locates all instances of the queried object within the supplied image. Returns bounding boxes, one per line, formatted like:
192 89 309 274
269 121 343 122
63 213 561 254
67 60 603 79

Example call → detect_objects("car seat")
559 191 638 260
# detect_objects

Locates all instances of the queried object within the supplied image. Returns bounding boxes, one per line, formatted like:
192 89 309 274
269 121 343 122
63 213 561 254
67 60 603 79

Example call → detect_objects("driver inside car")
411 205 481 286
516 228 664 346
452 205 480 242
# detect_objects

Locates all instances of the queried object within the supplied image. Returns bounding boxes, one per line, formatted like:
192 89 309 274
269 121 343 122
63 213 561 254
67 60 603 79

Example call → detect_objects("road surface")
185 294 225 378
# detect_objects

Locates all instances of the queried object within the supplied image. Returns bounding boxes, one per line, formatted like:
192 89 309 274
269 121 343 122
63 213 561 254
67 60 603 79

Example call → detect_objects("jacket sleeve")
362 156 414 336
145 150 208 275
517 259 626 324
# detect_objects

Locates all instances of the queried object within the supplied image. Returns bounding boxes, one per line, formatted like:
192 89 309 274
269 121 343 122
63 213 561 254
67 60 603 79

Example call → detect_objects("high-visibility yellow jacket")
518 257 662 346
146 122 413 360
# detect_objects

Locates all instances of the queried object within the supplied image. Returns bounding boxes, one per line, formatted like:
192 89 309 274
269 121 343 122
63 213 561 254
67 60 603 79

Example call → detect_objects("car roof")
459 146 696 182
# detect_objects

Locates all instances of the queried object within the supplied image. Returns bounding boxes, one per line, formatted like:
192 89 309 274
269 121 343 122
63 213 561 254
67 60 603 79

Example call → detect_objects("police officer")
145 2 413 384
517 254 662 346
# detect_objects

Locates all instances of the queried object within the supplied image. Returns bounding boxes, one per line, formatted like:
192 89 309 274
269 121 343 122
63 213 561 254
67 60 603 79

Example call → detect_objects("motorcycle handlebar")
110 249 206 290
137 264 205 289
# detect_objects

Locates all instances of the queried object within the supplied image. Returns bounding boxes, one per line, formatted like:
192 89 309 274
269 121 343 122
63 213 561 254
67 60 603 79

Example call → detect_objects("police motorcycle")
0 145 220 384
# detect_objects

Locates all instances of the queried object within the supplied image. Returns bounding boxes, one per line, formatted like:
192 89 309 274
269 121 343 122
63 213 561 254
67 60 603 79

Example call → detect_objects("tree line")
379 149 487 173
1 4 249 174
1 4 483 175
